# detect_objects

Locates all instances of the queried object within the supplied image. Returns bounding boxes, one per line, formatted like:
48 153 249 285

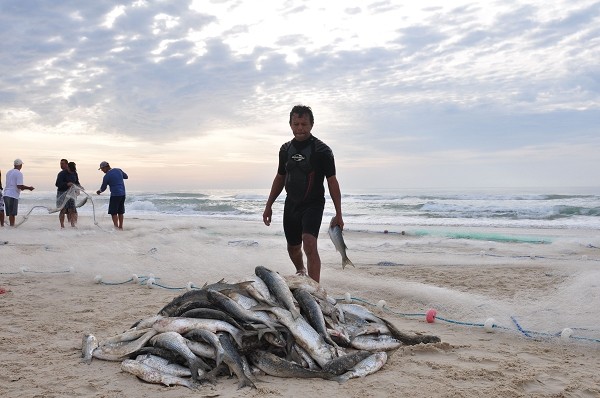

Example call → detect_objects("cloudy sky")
1 0 599 192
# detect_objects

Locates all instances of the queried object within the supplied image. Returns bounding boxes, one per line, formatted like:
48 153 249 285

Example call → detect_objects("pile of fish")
82 266 441 390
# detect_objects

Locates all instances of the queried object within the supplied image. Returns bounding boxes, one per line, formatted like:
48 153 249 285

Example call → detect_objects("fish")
92 329 158 361
338 352 387 382
81 334 98 364
149 332 213 383
242 274 279 306
151 317 244 347
207 289 279 331
120 359 199 390
179 307 245 330
249 350 342 382
322 350 373 375
263 306 334 368
338 303 440 345
293 289 338 348
350 335 402 351
184 329 225 366
158 280 253 317
255 266 301 319
218 332 256 389
99 328 154 346
328 217 354 269
135 354 192 377
283 274 335 304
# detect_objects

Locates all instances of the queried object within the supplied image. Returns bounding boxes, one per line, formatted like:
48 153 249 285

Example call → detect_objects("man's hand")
263 207 272 226
96 190 101 195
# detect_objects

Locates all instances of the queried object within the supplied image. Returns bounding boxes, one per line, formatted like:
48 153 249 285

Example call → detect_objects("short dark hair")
61 158 68 163
289 105 314 125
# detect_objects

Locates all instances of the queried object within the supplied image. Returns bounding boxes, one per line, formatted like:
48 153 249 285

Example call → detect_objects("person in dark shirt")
263 105 345 283
55 158 70 228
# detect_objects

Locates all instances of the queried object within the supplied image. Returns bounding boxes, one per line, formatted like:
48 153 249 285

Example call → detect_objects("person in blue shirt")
96 161 129 230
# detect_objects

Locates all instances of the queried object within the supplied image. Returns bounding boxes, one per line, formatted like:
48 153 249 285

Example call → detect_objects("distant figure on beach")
263 105 345 283
3 159 35 227
0 169 4 227
64 161 82 227
55 158 71 228
96 161 128 230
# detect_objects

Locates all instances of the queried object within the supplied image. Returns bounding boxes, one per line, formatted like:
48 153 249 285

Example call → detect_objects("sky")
1 0 599 192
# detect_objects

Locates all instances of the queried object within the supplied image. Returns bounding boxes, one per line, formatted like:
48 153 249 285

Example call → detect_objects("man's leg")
287 243 306 275
9 215 15 226
117 214 124 229
59 209 66 228
111 214 119 228
302 233 321 282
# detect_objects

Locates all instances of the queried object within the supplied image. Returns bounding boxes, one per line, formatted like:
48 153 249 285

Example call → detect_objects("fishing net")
14 185 98 227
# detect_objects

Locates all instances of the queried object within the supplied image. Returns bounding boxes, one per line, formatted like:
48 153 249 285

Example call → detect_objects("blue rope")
335 295 600 344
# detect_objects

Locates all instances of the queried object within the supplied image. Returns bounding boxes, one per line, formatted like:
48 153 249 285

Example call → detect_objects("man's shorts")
108 195 126 215
283 201 324 246
0 190 4 212
3 196 18 216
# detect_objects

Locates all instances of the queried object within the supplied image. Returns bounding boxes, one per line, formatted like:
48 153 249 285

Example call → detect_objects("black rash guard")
277 135 336 206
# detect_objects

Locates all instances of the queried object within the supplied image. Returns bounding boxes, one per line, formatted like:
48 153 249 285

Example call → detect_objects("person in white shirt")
4 159 35 226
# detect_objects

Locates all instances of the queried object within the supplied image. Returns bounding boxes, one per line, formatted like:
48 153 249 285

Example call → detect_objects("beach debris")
85 266 440 390
328 218 355 269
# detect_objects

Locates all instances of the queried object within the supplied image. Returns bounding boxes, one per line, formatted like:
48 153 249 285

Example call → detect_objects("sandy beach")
1 214 599 398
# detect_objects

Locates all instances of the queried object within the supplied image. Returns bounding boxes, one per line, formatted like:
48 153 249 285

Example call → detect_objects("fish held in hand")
328 218 354 269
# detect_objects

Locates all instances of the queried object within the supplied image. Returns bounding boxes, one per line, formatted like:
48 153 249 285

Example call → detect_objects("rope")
335 295 600 344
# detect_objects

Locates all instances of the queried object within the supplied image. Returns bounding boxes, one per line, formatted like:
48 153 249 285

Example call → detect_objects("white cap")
14 159 23 166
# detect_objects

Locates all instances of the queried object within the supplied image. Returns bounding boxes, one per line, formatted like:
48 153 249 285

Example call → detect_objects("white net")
14 185 96 228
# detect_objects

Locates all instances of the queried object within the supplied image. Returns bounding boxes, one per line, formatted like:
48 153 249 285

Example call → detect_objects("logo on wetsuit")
285 142 315 203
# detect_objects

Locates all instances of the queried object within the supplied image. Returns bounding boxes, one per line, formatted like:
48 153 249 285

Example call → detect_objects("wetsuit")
277 135 336 245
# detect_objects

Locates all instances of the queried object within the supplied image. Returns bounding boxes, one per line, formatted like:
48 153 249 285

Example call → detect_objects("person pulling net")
14 184 93 228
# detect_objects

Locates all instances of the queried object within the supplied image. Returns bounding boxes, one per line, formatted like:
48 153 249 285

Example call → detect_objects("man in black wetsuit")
263 105 344 283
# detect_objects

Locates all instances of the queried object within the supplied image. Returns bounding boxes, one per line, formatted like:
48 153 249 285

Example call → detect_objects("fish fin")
291 308 302 320
237 377 257 389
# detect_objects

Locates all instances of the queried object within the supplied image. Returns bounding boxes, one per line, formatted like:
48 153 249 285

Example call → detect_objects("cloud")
0 0 598 189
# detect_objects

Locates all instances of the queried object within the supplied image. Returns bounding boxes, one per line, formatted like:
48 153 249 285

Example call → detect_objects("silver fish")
338 303 440 345
184 328 224 367
149 331 212 383
283 274 336 304
135 354 192 377
249 350 342 382
218 333 256 389
322 350 373 375
151 317 244 347
243 274 278 306
264 306 333 368
207 289 279 331
350 335 402 351
99 328 154 346
338 352 387 382
255 266 301 319
81 334 98 364
92 329 158 361
120 359 199 390
328 218 354 269
293 289 338 348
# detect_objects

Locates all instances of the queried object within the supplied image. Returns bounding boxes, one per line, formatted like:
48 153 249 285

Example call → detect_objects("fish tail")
342 257 355 269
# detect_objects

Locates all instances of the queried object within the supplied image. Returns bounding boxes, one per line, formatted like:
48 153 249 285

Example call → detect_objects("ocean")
15 187 600 231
